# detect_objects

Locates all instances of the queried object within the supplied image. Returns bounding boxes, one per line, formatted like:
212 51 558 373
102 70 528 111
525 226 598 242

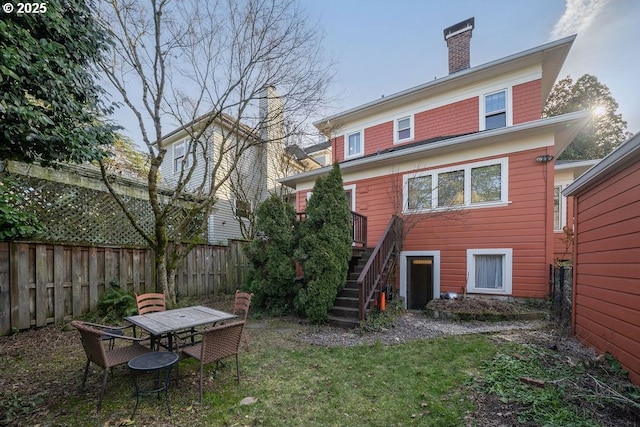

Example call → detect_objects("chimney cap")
444 17 475 40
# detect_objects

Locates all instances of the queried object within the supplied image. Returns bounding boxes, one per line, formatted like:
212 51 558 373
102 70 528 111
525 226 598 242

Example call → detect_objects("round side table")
128 351 179 419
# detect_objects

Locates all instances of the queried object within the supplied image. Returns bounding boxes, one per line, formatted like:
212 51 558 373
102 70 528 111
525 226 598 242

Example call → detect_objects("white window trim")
479 87 512 131
402 157 509 214
399 251 441 309
554 182 569 232
174 139 194 173
343 184 356 211
466 248 513 295
344 130 364 159
394 115 414 144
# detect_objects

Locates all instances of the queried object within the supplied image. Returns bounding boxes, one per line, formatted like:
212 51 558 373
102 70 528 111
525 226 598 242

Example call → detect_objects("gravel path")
296 311 550 347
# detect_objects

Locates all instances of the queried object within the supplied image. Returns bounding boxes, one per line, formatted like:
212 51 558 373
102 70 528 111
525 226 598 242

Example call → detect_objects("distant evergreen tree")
245 194 298 316
543 74 629 160
294 163 352 323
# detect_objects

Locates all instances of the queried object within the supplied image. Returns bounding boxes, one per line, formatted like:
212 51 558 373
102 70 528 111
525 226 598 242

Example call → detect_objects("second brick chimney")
444 17 475 74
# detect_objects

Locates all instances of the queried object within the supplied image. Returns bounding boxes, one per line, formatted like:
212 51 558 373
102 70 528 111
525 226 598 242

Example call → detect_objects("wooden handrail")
356 215 402 320
297 211 367 248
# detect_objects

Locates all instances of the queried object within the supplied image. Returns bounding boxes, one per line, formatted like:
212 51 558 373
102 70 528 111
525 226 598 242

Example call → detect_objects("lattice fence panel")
6 173 204 247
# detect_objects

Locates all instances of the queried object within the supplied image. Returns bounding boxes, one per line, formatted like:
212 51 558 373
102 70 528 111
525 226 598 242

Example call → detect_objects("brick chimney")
444 17 475 74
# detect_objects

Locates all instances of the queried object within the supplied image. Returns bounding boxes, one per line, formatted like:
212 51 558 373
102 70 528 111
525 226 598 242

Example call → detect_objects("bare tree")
96 0 333 304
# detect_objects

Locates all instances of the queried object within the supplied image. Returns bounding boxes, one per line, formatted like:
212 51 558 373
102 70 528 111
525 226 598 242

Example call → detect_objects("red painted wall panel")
414 98 479 141
337 148 554 299
573 158 640 385
513 79 542 124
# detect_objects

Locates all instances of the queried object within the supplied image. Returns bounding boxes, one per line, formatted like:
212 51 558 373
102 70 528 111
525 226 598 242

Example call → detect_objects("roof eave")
281 111 590 188
313 35 576 135
563 132 640 196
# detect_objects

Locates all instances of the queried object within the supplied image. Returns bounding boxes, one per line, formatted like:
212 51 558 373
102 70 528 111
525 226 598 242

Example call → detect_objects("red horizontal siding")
512 79 542 124
573 158 640 385
351 149 551 298
364 122 393 156
414 98 479 141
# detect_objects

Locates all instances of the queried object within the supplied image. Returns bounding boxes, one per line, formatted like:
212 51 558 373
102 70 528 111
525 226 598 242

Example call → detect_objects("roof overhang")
563 132 640 196
314 35 576 136
554 159 600 179
281 110 590 189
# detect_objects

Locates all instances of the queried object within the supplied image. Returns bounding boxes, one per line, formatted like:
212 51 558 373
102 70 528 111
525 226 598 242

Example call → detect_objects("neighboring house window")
484 89 507 130
467 248 513 294
394 116 413 143
174 140 194 173
234 198 251 219
345 131 363 158
311 153 327 166
553 185 567 231
403 158 508 213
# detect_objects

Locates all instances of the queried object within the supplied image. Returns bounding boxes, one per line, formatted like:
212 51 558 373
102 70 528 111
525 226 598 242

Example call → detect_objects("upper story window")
394 116 413 143
484 90 507 130
345 131 363 158
234 198 251 219
403 158 508 213
174 140 194 173
484 90 506 129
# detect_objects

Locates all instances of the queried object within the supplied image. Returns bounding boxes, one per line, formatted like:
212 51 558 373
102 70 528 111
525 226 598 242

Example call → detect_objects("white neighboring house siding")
160 126 250 245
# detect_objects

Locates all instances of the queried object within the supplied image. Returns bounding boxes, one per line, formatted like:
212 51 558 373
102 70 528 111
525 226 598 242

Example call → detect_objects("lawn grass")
3 314 638 426
1 318 495 427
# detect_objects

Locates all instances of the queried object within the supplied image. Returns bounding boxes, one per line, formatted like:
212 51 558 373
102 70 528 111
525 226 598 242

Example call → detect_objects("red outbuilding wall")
569 140 640 385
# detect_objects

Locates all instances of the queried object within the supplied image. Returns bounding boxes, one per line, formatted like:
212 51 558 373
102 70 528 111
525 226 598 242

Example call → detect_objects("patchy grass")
1 303 639 426
1 317 494 427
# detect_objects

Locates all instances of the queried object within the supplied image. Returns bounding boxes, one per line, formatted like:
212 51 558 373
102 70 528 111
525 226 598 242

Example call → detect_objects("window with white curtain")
466 248 512 294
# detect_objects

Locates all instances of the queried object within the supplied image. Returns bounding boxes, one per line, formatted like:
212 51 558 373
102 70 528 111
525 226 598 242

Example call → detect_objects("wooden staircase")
328 248 374 328
328 215 403 328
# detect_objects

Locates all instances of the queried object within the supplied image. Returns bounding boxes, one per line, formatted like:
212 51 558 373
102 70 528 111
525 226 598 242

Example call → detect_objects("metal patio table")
125 305 236 352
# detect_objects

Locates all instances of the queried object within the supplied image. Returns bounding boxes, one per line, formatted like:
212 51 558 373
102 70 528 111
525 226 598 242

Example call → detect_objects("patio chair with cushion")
231 291 253 350
179 321 245 402
70 320 152 411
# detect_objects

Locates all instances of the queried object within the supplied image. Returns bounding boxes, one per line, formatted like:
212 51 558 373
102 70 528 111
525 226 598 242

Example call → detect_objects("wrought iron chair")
70 320 152 411
179 321 245 402
232 291 253 350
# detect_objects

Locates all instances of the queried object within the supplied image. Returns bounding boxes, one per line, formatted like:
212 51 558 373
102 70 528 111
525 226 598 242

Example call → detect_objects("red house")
281 19 590 325
563 132 640 385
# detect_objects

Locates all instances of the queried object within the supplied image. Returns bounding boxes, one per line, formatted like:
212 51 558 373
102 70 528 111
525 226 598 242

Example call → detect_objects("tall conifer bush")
245 194 298 315
295 163 352 323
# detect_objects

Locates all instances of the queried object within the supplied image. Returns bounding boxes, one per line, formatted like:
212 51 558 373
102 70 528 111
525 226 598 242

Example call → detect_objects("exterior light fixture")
535 154 554 163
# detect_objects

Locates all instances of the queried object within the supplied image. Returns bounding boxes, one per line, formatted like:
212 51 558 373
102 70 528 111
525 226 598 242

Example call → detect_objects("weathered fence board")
0 243 10 333
0 241 248 335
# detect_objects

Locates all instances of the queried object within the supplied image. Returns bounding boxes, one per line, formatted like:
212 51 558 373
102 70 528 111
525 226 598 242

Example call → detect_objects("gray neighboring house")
159 86 307 244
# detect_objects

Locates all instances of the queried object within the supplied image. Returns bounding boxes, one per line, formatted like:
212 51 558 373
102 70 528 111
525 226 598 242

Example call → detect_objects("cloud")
549 0 612 40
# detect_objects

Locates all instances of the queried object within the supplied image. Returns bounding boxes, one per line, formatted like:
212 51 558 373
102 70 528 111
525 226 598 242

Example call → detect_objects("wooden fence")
0 240 249 335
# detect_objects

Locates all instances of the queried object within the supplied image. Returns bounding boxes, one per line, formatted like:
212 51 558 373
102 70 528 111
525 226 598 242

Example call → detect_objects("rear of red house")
564 133 640 385
281 19 589 310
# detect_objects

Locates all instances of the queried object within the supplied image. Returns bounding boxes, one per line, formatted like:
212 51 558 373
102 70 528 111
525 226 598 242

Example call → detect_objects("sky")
112 0 639 147
298 0 639 135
